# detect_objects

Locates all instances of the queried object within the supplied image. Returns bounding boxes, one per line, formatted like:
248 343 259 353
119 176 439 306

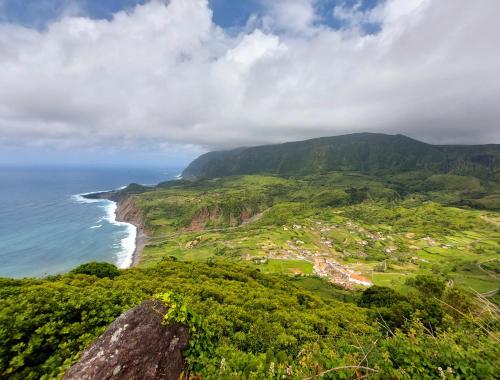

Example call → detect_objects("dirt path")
477 259 500 281
481 215 500 228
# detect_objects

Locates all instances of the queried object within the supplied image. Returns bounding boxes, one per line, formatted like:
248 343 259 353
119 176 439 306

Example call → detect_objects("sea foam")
71 194 103 204
101 200 137 268
73 192 137 269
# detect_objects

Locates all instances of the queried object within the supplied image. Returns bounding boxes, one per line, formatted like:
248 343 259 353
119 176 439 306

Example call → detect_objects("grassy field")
129 173 499 298
255 259 314 275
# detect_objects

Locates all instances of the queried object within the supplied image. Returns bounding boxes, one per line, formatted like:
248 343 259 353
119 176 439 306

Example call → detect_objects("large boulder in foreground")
64 300 189 380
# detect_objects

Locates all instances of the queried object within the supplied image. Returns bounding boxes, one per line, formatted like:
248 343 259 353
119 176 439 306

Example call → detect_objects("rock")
64 300 189 380
115 197 145 229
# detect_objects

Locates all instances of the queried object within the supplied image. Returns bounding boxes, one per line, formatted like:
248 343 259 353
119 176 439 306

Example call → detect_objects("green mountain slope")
182 133 500 180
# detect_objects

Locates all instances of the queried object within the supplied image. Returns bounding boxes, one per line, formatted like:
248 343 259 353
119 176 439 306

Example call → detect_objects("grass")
371 272 410 289
3 170 500 379
254 259 314 275
130 173 500 297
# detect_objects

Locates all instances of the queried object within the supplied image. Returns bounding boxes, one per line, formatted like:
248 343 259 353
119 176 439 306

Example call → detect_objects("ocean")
0 165 181 278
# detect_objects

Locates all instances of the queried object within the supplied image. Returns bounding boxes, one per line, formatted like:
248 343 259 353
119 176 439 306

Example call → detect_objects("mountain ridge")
182 133 500 180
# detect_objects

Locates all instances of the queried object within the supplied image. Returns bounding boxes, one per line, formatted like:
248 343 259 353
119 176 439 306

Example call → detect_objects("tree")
71 262 121 279
408 274 446 298
358 286 403 308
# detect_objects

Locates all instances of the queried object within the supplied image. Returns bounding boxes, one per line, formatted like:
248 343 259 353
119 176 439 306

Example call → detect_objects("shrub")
407 274 446 298
70 262 121 279
358 286 403 308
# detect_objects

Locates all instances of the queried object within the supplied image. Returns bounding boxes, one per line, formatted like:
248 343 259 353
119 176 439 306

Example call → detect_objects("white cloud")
372 0 432 24
0 0 499 159
333 1 367 29
260 0 317 34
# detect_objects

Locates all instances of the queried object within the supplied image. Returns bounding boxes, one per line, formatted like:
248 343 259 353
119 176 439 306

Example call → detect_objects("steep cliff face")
115 197 145 230
83 190 145 230
184 207 258 231
185 207 223 231
63 300 189 380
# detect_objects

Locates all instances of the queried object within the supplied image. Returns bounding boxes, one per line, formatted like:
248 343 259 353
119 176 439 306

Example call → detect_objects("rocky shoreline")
84 190 147 267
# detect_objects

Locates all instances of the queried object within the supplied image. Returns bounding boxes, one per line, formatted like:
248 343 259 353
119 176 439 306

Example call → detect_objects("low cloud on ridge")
0 0 499 160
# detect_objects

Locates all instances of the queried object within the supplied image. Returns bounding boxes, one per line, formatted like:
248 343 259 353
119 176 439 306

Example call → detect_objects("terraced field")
129 174 499 299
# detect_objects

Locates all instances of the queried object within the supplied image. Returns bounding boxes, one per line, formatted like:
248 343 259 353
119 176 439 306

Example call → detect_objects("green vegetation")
1 262 499 379
2 135 500 378
182 133 500 181
125 173 499 300
70 262 121 279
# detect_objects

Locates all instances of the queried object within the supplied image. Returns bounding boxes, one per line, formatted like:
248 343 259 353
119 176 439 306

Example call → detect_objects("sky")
0 0 499 166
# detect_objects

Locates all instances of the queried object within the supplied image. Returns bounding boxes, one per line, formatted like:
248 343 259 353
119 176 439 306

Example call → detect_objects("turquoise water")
0 166 180 278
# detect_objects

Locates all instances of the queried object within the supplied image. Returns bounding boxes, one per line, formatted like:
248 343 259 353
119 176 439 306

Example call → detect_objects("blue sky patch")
0 0 381 33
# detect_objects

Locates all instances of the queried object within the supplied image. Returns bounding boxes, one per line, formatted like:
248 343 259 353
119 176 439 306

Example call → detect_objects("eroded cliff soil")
115 197 145 229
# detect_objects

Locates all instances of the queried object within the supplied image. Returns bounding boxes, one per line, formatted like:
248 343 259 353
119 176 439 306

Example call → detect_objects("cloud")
0 0 499 159
260 0 317 34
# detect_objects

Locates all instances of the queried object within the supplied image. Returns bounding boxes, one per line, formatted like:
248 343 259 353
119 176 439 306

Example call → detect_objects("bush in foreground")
0 262 498 379
70 262 121 279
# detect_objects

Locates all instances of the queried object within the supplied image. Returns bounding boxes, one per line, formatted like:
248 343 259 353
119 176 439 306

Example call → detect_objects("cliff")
115 196 145 230
84 189 148 266
83 188 146 231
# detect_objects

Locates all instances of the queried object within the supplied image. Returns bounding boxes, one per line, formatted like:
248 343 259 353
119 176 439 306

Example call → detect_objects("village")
180 214 453 290
252 220 376 288
246 217 451 289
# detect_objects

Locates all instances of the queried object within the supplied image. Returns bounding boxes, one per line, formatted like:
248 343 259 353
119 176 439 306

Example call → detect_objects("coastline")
112 175 184 265
114 199 148 267
82 190 148 268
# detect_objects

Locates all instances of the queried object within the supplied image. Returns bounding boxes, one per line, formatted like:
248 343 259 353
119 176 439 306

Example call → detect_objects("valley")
117 173 499 297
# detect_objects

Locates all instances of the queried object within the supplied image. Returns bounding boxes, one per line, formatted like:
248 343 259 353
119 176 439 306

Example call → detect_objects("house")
349 273 373 286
